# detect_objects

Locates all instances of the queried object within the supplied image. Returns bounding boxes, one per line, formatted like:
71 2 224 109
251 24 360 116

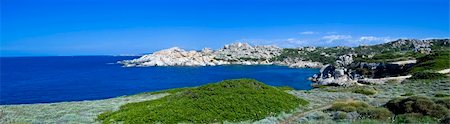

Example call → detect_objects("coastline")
2 78 448 124
0 93 168 123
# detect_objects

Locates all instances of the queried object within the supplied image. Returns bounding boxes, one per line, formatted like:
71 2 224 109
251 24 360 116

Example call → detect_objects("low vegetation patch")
330 100 370 112
97 79 308 123
354 51 423 63
394 113 438 124
409 72 448 80
352 88 377 95
329 100 392 120
409 50 450 73
385 96 450 119
435 93 450 98
276 86 295 91
401 93 414 96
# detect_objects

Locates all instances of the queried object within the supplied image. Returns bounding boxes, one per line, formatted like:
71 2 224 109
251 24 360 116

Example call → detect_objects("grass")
139 87 194 95
276 86 295 91
353 88 377 95
353 51 424 63
435 93 450 98
385 96 450 119
97 79 308 123
329 100 392 120
330 100 370 112
394 113 438 124
401 93 414 96
409 72 448 80
409 50 450 73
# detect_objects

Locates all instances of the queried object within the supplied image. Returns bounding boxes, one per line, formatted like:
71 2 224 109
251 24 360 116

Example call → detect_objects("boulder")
311 64 359 86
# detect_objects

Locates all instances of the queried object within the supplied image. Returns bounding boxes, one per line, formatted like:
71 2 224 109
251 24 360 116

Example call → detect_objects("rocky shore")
119 42 323 68
120 39 449 87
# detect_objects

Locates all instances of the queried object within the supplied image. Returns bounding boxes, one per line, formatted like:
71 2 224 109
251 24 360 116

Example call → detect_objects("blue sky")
1 0 449 56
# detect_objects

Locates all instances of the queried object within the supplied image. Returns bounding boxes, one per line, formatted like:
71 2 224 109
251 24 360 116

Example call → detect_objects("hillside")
97 79 308 123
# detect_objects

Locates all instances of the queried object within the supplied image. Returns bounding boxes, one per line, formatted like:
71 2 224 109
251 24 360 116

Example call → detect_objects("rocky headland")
120 39 449 87
119 42 323 68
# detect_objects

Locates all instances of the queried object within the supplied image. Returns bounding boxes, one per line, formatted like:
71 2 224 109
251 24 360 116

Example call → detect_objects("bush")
358 107 393 120
385 96 450 119
434 98 450 109
330 100 370 112
394 113 438 124
441 115 450 124
353 89 377 95
97 79 309 123
409 50 450 73
435 93 450 98
333 111 348 120
330 100 392 120
409 72 448 80
401 93 414 96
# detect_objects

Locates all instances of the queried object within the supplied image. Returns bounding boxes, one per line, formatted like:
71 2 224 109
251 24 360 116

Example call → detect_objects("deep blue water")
0 56 318 105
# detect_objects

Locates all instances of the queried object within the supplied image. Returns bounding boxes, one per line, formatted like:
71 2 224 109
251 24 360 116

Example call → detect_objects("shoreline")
2 78 448 123
0 93 169 123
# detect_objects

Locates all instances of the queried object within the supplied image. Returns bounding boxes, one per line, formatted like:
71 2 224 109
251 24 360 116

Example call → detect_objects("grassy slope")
273 39 449 64
409 50 450 73
97 79 308 123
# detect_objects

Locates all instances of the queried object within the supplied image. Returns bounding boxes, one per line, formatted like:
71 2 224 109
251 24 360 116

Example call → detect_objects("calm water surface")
0 56 318 105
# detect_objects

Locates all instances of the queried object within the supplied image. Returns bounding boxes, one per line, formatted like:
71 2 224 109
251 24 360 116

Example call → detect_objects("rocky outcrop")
335 54 355 67
119 42 283 67
275 58 323 68
310 64 359 86
119 47 225 67
214 42 282 65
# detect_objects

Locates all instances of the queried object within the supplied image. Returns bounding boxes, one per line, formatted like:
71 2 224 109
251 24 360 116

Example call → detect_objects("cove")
0 56 319 105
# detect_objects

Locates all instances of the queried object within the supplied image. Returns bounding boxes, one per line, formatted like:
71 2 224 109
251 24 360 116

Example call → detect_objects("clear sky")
1 0 449 56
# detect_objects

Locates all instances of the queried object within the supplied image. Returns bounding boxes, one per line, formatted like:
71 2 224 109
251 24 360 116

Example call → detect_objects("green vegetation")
143 87 194 95
401 93 414 96
97 79 308 123
409 50 450 73
276 86 295 91
435 93 450 98
394 113 438 124
409 72 448 80
271 47 352 64
330 100 370 112
385 96 450 119
354 51 424 63
353 88 377 95
434 98 450 108
329 100 392 120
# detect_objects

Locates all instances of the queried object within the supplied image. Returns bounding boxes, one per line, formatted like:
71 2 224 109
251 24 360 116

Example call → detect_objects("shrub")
330 100 370 112
353 89 377 95
332 111 348 120
358 107 393 120
330 100 393 120
97 79 309 123
409 72 448 80
409 50 450 73
441 115 450 124
435 93 450 98
401 93 414 96
434 98 450 109
385 96 450 119
394 113 438 124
